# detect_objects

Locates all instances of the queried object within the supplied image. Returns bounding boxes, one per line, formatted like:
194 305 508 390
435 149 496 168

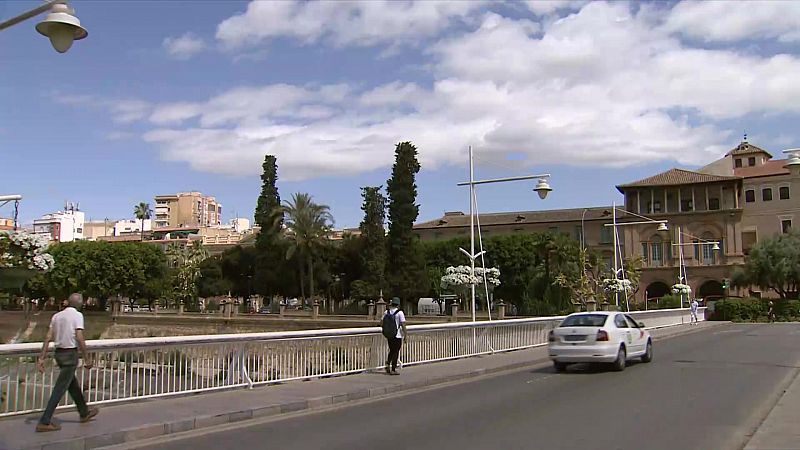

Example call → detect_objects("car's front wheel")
554 361 568 373
641 340 653 363
612 346 626 371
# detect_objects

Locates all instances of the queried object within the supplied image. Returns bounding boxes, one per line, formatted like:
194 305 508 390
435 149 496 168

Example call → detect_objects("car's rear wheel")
641 340 653 363
554 361 568 373
612 346 626 371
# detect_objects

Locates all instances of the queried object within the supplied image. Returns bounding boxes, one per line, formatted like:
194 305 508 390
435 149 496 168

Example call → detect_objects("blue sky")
2 1 799 229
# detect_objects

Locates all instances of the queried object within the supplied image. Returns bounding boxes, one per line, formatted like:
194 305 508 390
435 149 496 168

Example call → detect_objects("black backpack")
382 310 399 338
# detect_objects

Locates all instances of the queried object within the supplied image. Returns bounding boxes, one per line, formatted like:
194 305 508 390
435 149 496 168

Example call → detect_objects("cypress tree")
359 186 387 296
386 142 427 311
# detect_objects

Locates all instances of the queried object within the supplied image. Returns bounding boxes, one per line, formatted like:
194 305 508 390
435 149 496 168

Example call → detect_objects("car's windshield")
560 314 608 327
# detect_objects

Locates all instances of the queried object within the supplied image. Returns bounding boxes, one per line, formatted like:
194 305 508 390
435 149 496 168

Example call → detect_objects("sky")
2 0 800 229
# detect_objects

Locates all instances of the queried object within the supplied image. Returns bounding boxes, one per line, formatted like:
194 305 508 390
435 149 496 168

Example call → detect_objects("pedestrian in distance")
767 300 776 323
690 298 699 324
381 297 408 376
36 293 99 432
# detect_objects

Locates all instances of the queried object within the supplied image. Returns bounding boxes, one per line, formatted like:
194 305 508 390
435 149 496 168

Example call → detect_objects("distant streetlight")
603 203 669 311
457 146 553 322
671 226 721 308
0 1 88 53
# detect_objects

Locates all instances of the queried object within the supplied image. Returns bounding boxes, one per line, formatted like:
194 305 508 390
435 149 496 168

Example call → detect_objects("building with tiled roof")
414 138 800 303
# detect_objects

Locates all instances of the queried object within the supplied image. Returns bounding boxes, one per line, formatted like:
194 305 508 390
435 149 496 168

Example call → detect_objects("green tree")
357 186 387 298
197 256 231 298
253 155 284 299
733 231 800 299
43 241 167 310
133 202 153 240
167 241 209 309
386 142 427 311
279 193 333 305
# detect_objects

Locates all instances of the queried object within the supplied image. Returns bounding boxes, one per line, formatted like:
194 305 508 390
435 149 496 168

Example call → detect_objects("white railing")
0 308 702 417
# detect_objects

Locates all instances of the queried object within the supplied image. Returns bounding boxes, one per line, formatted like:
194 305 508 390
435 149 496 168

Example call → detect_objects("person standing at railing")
381 297 408 375
35 293 99 432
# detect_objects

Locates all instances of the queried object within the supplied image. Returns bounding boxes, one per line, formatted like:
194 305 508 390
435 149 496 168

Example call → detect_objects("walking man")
690 298 699 324
36 293 98 432
381 297 407 375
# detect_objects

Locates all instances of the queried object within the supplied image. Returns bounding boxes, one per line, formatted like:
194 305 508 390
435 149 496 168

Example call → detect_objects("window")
600 226 613 244
614 315 629 328
653 200 662 213
748 157 756 166
624 315 640 328
702 242 716 265
735 158 743 168
560 314 608 327
745 189 755 203
681 199 693 212
780 186 790 200
641 243 649 263
709 198 720 210
763 188 773 202
651 240 663 267
782 220 792 234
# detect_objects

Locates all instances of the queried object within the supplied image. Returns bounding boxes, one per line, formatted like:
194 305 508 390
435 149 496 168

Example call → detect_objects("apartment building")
413 138 800 302
154 192 222 228
32 204 85 242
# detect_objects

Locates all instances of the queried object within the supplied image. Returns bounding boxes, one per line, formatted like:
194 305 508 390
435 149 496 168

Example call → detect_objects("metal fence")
0 308 703 417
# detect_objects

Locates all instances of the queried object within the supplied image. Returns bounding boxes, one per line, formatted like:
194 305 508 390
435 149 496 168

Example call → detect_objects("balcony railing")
0 308 702 417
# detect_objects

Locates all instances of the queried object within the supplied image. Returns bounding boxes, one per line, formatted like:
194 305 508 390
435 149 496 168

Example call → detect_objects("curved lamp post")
0 1 88 53
457 146 553 322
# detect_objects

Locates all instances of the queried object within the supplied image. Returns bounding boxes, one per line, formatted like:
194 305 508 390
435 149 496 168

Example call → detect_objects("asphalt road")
146 323 800 450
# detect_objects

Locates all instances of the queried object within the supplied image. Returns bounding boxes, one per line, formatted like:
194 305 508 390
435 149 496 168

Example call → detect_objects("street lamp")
0 195 23 230
457 146 553 322
0 1 88 53
671 226 721 307
603 203 669 311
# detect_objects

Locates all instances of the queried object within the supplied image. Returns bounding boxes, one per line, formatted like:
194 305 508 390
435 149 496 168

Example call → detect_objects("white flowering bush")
440 265 501 290
0 230 55 271
602 278 632 293
672 283 692 295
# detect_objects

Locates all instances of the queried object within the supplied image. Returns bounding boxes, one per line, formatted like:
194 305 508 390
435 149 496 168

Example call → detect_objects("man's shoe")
36 422 61 432
385 364 391 374
80 408 99 423
390 370 400 376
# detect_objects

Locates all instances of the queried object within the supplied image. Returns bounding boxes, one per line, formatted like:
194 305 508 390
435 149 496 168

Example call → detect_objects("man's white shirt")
50 307 84 349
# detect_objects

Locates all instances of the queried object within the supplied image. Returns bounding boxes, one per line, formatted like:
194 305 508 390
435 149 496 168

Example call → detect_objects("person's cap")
391 297 401 306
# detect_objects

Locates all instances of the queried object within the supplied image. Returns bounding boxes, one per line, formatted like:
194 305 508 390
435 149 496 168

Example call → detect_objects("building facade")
32 204 85 242
154 192 222 228
413 139 800 302
0 218 13 231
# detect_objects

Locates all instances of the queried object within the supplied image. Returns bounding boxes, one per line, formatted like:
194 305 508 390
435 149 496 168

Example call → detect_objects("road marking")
526 375 554 384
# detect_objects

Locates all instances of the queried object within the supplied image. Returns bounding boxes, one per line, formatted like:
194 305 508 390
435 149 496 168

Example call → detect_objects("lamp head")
533 178 552 200
657 222 668 232
712 242 721 251
35 3 88 53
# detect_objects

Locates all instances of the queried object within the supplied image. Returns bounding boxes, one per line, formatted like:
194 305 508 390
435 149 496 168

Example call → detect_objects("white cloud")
216 0 484 48
523 0 587 16
163 32 207 59
663 1 800 43
64 2 800 180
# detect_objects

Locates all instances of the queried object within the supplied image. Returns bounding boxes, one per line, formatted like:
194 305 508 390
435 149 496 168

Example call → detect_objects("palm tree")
133 202 153 240
166 241 209 308
277 193 333 306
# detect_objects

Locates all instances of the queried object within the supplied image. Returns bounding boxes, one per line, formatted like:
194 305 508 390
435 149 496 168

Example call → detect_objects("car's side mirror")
638 322 645 328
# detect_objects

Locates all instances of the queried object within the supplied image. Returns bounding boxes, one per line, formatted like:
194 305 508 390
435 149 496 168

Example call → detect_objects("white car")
548 311 653 372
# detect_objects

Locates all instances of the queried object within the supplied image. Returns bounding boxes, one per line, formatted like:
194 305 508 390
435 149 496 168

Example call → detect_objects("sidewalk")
0 322 721 450
744 365 800 449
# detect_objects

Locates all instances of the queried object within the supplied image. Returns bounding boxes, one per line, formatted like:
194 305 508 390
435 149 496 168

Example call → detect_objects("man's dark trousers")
386 337 403 371
39 349 89 425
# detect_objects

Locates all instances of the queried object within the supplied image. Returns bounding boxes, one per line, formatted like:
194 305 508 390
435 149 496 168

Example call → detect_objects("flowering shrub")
0 230 55 271
440 265 501 290
672 283 692 295
602 278 632 293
